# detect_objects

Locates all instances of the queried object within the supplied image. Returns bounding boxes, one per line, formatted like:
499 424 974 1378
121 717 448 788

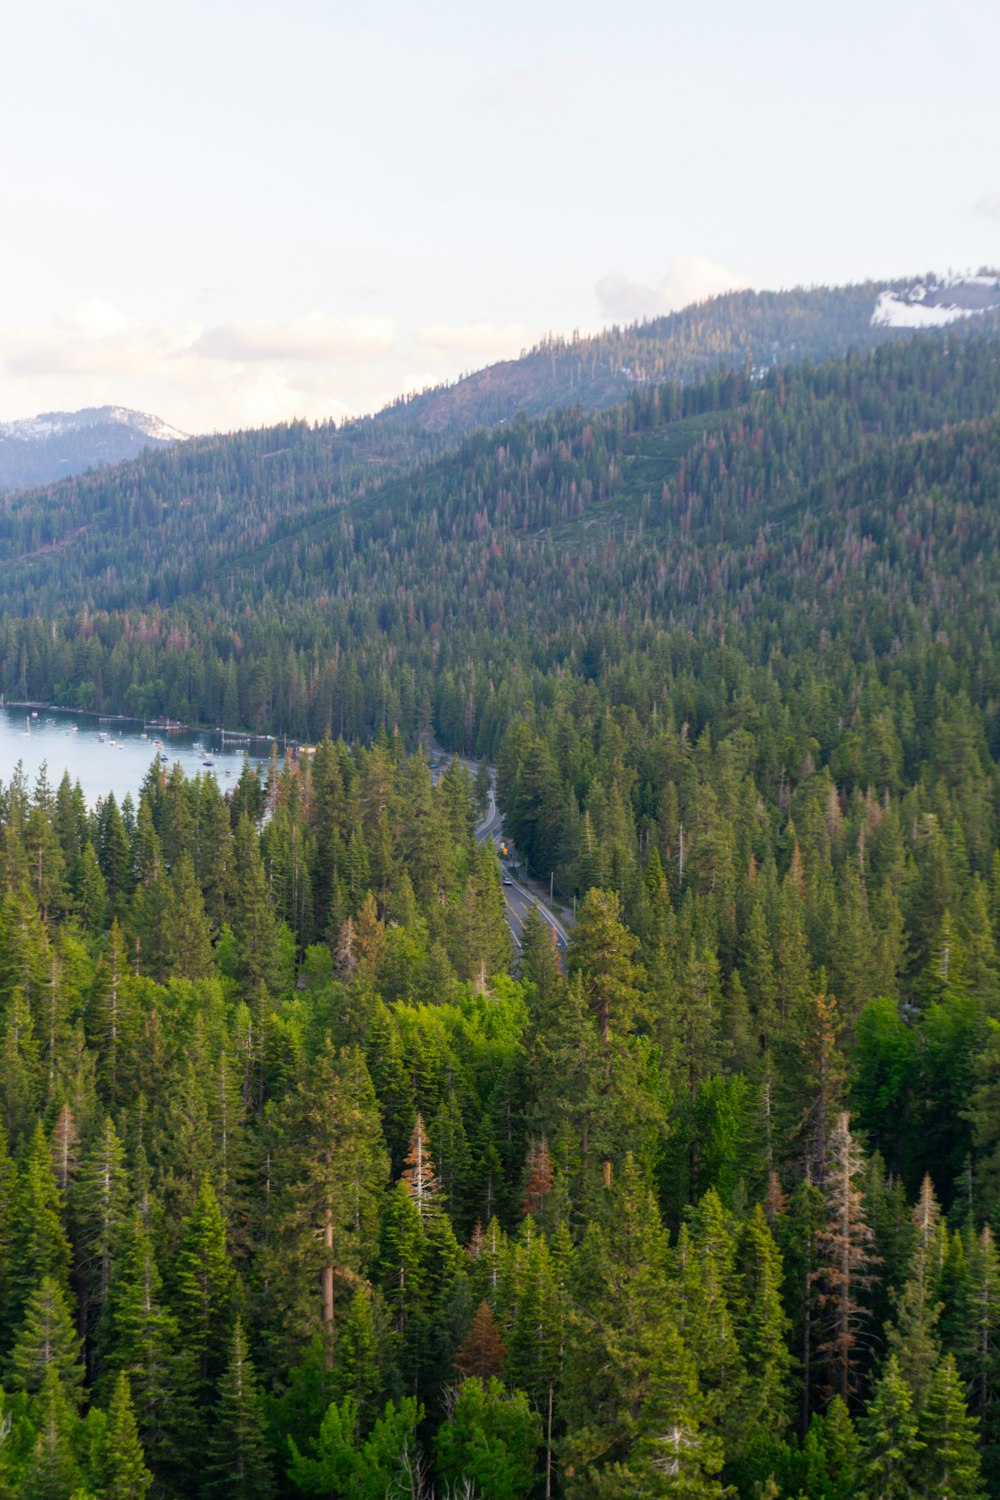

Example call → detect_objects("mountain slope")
378 277 1000 434
2 326 1000 753
0 405 188 491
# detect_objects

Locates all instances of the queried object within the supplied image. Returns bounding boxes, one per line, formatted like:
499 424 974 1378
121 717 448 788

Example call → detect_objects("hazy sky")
2 0 998 433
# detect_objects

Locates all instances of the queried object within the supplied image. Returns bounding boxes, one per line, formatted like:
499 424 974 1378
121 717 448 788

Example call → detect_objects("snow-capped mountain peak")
0 405 188 444
0 405 189 491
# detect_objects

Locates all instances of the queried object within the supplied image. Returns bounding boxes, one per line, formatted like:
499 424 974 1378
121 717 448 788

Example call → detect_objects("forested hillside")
389 281 922 431
3 323 1000 1494
0 409 187 494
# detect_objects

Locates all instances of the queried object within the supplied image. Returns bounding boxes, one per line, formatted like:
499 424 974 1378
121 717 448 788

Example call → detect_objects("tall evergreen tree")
916 1353 986 1499
101 1372 154 1500
885 1174 946 1409
268 1042 388 1364
11 1274 84 1406
857 1355 923 1500
171 1177 238 1404
204 1319 276 1500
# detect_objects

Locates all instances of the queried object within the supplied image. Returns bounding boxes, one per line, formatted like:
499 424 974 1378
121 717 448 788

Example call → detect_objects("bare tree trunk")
322 1172 335 1367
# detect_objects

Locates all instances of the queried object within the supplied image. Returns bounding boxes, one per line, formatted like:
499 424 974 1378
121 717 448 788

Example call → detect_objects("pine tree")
8 1122 73 1334
132 860 171 984
86 920 140 1110
195 772 233 934
779 985 846 1185
229 814 286 993
377 1183 425 1342
0 883 52 1021
526 971 600 1186
396 748 453 907
813 1112 879 1405
11 1274 84 1406
310 733 347 931
18 1364 82 1499
857 1355 923 1499
96 792 132 918
49 1103 79 1196
916 1353 986 1498
161 851 214 980
673 1194 746 1451
0 1125 16 1342
561 1155 725 1495
268 1042 388 1365
365 1001 414 1175
521 1135 554 1221
521 902 564 1021
329 1287 385 1432
885 1174 946 1409
73 1114 131 1375
953 1224 1000 1475
0 985 42 1149
101 1373 153 1500
732 1204 792 1444
797 1394 859 1500
103 1209 186 1479
171 1177 238 1402
454 1299 506 1381
204 1319 276 1500
503 1221 570 1500
36 949 74 1112
567 887 643 1049
399 1113 441 1222
741 897 779 1052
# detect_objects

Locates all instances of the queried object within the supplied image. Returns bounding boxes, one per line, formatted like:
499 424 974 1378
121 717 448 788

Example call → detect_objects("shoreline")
0 700 283 742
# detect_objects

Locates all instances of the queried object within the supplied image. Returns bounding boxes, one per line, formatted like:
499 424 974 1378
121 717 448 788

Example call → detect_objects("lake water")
0 706 271 807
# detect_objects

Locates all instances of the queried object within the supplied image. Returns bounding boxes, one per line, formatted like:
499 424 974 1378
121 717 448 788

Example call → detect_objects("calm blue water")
0 707 270 806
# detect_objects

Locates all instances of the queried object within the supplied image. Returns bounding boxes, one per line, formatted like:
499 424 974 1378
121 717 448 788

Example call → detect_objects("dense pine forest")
3 318 1000 1494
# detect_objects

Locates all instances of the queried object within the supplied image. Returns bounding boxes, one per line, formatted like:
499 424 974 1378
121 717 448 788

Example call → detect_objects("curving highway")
473 781 568 959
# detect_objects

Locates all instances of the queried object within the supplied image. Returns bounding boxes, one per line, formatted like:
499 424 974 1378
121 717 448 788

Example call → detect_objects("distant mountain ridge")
377 276 1000 436
0 404 187 491
2 325 1000 749
4 275 997 496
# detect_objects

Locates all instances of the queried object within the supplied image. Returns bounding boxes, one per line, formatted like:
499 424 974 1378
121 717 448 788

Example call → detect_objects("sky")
1 0 998 435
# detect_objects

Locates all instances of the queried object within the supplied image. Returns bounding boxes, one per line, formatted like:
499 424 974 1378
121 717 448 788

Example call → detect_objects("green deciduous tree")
435 1376 541 1500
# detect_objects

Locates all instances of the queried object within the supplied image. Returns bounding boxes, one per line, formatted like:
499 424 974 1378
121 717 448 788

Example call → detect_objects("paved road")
473 780 568 958
475 784 504 846
433 746 570 960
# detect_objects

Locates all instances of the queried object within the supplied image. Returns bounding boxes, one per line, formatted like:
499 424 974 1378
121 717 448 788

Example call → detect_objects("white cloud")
0 302 550 434
0 303 341 429
973 194 1000 220
53 299 129 338
414 321 533 362
596 256 754 322
3 302 198 380
196 313 396 364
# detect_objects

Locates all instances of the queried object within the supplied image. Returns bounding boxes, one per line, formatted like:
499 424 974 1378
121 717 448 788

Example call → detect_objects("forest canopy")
1 326 1000 1494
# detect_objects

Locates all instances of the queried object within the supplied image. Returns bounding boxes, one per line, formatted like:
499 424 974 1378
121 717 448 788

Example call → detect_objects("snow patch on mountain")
0 406 188 444
872 276 1000 329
